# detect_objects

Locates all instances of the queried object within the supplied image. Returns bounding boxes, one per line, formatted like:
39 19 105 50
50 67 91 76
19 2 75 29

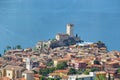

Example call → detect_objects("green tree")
69 68 77 75
4 49 6 54
94 60 100 65
39 67 56 76
40 76 46 80
32 70 38 74
6 45 11 50
96 41 107 48
39 68 49 76
117 68 120 73
91 68 99 72
56 62 68 70
47 78 54 80
49 67 55 73
77 69 83 74
95 74 106 80
47 78 60 80
15 45 22 49
47 61 53 66
84 69 91 75
76 34 78 38
108 73 111 80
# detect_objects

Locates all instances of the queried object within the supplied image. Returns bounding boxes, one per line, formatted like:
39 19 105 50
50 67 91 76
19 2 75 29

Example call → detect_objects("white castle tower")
66 24 74 37
26 56 32 71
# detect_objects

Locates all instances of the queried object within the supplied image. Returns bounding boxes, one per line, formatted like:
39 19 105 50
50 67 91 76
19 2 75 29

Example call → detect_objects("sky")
0 0 120 54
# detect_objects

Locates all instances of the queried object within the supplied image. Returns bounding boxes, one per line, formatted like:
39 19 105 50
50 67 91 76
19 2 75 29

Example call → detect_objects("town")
0 24 120 80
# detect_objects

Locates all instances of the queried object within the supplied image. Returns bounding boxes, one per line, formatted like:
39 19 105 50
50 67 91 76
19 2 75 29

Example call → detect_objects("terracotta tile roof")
64 53 75 58
115 58 120 61
100 47 107 50
57 58 70 62
71 59 81 62
7 49 23 53
92 64 102 67
0 77 10 80
16 78 25 80
82 59 91 63
54 69 69 73
96 71 106 75
107 71 117 74
106 61 119 65
62 76 68 79
4 65 25 71
49 73 58 76
34 74 41 78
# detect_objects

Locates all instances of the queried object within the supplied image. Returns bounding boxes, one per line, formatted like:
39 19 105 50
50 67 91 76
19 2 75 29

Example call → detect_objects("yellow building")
55 69 69 77
53 58 69 67
0 65 25 80
96 71 106 80
49 69 69 78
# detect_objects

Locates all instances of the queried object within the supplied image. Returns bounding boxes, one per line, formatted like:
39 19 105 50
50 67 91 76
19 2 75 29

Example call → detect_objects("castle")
56 24 74 41
36 24 80 51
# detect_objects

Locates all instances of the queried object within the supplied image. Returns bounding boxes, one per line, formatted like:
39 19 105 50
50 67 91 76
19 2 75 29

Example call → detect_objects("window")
82 78 84 80
90 77 93 80
22 75 25 78
8 73 10 76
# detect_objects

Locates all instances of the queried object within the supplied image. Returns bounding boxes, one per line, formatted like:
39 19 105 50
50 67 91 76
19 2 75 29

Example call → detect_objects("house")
53 58 69 67
16 78 26 80
34 74 42 80
75 61 88 70
95 71 106 80
69 59 88 70
68 72 95 80
56 33 69 41
87 64 104 71
54 69 69 78
49 73 60 79
105 60 120 71
49 69 69 78
6 49 24 55
22 70 34 80
0 77 10 80
0 65 25 79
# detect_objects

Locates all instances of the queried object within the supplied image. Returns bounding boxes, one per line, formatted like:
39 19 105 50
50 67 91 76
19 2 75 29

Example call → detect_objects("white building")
56 33 69 41
66 24 74 37
36 41 51 50
22 71 34 80
26 57 32 71
68 72 95 80
76 42 93 46
55 24 74 41
2 65 25 79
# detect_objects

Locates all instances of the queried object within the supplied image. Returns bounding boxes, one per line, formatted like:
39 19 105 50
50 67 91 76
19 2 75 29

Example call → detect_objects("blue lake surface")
0 0 120 54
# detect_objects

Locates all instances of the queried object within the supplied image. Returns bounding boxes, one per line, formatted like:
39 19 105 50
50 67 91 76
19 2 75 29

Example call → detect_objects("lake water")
0 0 120 54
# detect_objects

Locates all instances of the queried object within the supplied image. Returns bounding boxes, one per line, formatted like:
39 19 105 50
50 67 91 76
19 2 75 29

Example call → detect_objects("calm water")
0 0 120 54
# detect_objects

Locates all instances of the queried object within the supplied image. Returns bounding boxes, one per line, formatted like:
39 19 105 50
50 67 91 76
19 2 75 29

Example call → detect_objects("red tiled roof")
106 61 119 65
0 77 10 80
54 69 69 73
34 74 41 78
57 58 70 62
96 71 106 75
